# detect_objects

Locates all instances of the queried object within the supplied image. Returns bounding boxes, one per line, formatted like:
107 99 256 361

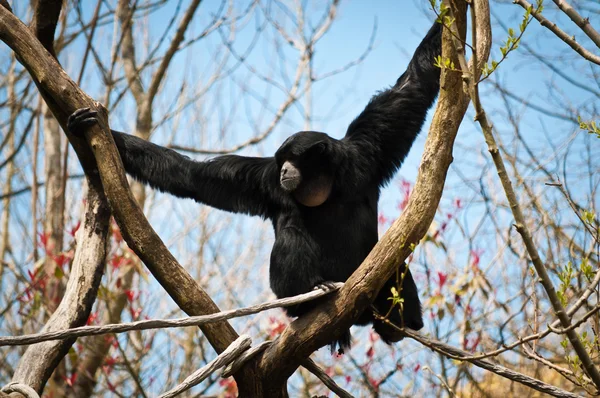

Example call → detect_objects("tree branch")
5 1 109 394
551 0 600 49
514 0 600 65
403 328 581 398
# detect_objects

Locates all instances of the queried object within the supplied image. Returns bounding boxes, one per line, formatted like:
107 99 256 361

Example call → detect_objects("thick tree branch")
6 1 109 394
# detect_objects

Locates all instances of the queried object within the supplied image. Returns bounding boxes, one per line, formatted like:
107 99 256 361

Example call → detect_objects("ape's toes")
313 281 339 292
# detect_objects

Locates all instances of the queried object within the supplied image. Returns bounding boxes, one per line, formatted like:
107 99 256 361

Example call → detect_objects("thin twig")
301 358 354 398
514 0 600 65
551 0 600 49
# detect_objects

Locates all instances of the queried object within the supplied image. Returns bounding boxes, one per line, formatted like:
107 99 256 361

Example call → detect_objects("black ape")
69 22 442 353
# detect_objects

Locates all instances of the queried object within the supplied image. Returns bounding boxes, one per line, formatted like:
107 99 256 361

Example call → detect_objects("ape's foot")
313 281 339 292
67 108 99 135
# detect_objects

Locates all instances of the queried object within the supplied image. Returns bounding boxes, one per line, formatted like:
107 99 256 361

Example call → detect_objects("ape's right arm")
68 109 282 219
114 130 281 217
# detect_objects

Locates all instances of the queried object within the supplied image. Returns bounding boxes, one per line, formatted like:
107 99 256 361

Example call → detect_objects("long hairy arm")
111 131 281 218
342 22 442 188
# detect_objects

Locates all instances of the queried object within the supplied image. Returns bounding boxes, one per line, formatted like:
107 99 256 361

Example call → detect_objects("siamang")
68 22 442 353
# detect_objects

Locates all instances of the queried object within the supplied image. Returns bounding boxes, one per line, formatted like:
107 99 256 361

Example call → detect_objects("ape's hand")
67 107 99 136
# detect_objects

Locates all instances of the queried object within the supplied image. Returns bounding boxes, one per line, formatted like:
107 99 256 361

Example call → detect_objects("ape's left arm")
342 22 442 189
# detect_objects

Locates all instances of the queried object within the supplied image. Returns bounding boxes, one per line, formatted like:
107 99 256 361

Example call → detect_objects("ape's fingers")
71 107 91 117
67 112 99 135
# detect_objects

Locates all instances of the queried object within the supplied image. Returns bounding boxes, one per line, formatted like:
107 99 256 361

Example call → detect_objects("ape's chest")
272 198 379 278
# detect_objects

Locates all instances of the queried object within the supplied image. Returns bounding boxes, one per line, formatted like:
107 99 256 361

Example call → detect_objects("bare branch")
551 0 600 49
514 0 600 65
403 328 581 398
301 358 354 398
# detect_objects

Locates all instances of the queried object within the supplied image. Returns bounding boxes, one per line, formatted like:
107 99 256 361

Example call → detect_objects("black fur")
68 22 442 353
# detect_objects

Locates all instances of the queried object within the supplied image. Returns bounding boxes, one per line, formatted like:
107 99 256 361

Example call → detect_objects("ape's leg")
372 265 423 344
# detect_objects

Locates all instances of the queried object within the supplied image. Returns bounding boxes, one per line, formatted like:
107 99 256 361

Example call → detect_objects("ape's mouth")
280 177 300 191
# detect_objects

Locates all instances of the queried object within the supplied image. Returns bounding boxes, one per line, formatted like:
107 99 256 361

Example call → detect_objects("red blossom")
38 232 50 252
69 221 81 237
104 335 116 346
268 316 287 337
219 378 238 396
103 356 118 375
87 311 99 325
21 268 47 303
129 307 142 320
124 289 137 302
111 225 123 243
368 377 380 389
377 213 389 226
436 271 447 289
470 249 484 269
52 252 73 269
466 335 481 352
413 363 421 372
397 179 412 211
62 372 77 387
366 346 375 359
110 255 129 270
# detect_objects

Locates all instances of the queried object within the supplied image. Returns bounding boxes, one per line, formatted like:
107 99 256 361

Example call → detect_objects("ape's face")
275 131 336 207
